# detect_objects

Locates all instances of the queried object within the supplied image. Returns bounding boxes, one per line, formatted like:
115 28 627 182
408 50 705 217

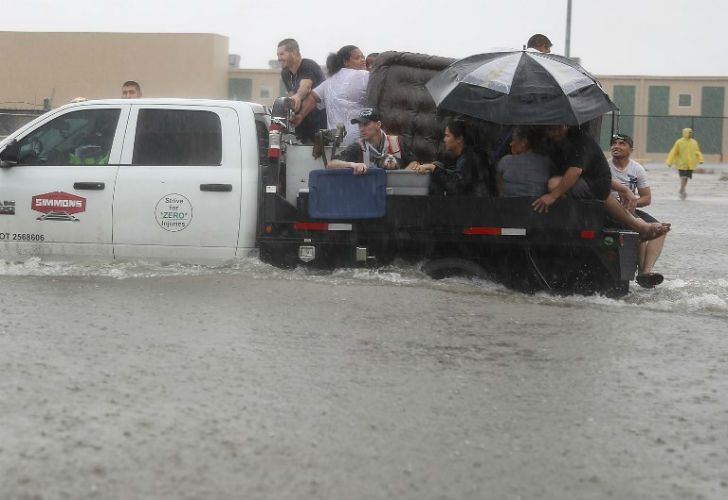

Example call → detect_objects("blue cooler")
308 168 386 219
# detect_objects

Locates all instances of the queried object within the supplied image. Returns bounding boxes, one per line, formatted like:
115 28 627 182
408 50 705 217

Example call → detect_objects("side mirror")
0 140 20 167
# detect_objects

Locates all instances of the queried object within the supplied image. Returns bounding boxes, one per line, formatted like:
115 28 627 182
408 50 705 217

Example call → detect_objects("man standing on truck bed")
277 38 327 144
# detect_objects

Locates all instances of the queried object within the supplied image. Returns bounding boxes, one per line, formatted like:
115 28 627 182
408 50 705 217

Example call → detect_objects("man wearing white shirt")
609 134 666 288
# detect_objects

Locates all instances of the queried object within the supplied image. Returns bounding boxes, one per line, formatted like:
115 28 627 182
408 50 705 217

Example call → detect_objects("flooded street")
1 166 727 499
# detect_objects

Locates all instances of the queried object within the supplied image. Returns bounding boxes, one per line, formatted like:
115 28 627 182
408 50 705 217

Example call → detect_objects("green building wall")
696 87 724 155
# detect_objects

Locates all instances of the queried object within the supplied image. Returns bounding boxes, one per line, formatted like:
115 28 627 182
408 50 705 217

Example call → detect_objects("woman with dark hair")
409 119 490 196
292 45 369 145
496 126 553 197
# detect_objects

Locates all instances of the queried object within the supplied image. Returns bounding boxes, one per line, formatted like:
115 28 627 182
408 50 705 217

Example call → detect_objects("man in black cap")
327 108 418 175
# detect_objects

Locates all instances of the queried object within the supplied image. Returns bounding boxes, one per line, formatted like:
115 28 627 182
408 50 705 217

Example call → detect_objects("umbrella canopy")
426 50 617 125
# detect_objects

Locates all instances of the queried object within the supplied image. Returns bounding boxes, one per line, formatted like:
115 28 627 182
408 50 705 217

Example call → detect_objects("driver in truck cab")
326 108 419 175
68 117 116 165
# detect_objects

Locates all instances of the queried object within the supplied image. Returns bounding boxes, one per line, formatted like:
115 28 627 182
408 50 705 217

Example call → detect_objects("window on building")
260 87 271 99
133 109 222 166
15 108 120 166
678 94 692 107
229 78 252 101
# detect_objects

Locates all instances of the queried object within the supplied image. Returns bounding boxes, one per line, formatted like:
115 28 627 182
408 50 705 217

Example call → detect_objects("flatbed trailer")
258 162 639 297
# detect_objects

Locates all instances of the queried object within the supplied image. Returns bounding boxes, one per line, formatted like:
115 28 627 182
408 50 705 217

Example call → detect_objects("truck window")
15 109 121 166
133 109 222 166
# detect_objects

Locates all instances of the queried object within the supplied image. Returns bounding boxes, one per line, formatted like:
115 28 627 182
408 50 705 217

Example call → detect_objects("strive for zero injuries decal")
32 191 86 221
155 194 193 232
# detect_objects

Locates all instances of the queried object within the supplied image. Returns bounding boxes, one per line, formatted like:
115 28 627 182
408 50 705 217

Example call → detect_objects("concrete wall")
0 31 229 108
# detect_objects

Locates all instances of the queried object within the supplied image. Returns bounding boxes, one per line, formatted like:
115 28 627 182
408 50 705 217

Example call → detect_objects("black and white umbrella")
426 50 617 125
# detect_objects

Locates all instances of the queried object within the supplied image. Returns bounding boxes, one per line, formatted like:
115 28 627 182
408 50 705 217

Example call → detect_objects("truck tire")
422 258 489 280
603 280 630 298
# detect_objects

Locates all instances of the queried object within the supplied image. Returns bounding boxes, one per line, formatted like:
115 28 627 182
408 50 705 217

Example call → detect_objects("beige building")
0 31 229 108
228 68 285 108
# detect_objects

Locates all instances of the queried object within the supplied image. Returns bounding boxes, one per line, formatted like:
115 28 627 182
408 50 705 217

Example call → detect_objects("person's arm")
291 91 321 126
327 143 368 175
288 78 314 112
409 162 437 173
397 146 420 171
495 157 508 196
636 186 651 208
532 166 582 213
430 152 476 194
666 141 677 166
696 141 705 164
327 158 368 175
611 179 638 212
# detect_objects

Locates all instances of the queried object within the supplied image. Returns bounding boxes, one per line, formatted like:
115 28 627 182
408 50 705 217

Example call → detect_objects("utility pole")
565 0 572 58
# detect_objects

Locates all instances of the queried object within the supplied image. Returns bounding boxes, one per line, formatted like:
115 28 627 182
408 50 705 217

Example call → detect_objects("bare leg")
604 196 670 240
680 176 688 198
639 234 666 274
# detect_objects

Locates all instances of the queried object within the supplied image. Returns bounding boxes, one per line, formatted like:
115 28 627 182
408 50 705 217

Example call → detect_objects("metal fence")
598 113 727 162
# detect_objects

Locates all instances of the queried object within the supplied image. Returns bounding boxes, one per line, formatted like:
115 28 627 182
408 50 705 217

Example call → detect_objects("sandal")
636 273 664 288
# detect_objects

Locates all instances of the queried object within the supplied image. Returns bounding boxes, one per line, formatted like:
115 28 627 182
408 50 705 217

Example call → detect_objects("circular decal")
155 193 193 232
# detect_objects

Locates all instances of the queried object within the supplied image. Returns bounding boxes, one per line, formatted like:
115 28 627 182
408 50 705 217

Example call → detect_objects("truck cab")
0 99 268 261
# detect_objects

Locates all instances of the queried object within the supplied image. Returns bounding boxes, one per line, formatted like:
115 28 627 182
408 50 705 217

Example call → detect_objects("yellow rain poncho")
666 128 704 170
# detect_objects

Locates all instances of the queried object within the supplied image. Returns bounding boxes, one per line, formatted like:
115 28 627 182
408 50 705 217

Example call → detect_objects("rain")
2 2 728 499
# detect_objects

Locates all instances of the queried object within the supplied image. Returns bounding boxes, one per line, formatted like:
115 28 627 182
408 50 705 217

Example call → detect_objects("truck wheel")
603 280 630 298
259 243 297 269
422 258 489 280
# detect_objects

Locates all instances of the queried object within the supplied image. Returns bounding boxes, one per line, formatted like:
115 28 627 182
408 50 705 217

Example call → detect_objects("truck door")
113 105 242 261
0 106 127 258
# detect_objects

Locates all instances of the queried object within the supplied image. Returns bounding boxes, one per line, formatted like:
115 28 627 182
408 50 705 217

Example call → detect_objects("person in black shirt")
410 119 490 196
533 125 670 241
277 38 327 144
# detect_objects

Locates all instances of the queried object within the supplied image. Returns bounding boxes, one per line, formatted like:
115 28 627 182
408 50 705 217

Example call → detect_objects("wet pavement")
1 271 727 500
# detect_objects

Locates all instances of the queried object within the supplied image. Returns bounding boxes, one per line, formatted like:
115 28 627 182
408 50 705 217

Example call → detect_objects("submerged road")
1 271 726 500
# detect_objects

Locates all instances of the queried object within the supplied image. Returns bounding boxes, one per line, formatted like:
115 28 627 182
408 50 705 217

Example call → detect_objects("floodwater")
1 165 727 500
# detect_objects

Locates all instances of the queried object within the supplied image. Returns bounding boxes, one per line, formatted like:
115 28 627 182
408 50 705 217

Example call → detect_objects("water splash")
2 257 726 318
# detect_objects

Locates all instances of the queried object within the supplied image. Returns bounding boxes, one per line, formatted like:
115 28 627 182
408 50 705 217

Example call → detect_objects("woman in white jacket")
293 45 369 145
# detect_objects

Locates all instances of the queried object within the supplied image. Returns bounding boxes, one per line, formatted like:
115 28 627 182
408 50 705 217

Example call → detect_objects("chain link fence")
598 113 726 162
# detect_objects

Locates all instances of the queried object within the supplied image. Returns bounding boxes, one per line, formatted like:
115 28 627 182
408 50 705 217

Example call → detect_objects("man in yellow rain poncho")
666 127 704 199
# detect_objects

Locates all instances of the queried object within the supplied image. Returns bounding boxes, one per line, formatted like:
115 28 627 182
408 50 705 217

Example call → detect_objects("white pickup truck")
0 99 268 261
0 95 639 296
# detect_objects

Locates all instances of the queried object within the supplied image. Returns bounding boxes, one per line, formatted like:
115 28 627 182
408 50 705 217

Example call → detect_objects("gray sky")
2 0 725 76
